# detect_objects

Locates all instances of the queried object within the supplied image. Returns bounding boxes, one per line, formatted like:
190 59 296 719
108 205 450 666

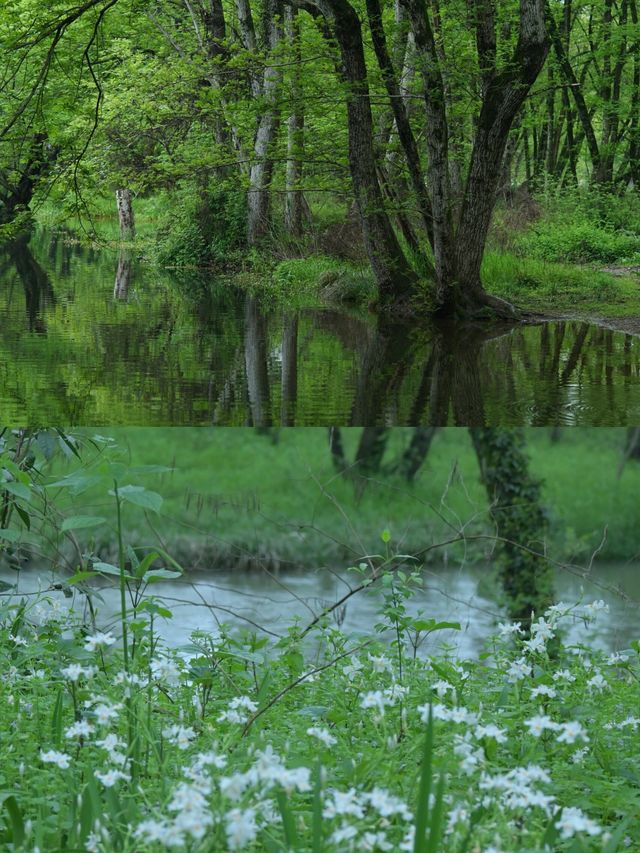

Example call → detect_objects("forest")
1 0 640 849
1 0 640 323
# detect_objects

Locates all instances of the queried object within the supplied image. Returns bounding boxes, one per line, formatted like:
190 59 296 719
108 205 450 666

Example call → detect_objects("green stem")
114 481 129 672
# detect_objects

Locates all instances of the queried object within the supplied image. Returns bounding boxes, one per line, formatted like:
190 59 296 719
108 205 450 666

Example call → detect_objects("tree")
470 428 554 621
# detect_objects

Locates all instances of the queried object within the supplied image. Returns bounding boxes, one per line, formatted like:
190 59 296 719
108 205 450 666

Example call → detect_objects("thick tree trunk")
247 0 282 245
310 0 418 304
284 8 305 238
404 0 548 318
355 427 390 475
398 427 437 482
116 189 135 241
470 427 554 623
244 298 272 426
451 0 550 314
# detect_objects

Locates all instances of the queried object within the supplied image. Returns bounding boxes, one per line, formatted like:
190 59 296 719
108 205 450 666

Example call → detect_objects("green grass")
483 250 640 316
41 428 640 569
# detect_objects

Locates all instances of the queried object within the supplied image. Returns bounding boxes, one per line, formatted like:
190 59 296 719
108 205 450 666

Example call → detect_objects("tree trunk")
404 0 548 318
398 427 437 482
328 427 347 472
247 0 282 245
116 189 135 241
470 427 554 623
284 8 305 238
280 313 298 425
310 0 418 305
114 250 132 299
355 427 390 475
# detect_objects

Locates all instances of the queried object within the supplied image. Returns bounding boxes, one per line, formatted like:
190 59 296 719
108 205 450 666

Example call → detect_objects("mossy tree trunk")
470 427 554 623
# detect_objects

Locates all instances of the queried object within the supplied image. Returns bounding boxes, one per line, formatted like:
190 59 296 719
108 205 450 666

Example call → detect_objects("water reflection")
1 231 640 425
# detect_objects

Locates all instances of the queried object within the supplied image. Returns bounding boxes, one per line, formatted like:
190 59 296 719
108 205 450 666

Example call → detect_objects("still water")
2 231 640 426
2 562 637 657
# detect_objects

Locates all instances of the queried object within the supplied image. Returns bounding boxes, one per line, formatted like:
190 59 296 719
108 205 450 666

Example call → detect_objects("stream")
2 230 640 425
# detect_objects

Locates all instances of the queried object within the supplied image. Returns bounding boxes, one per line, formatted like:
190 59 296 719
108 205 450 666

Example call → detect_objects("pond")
2 230 640 425
2 561 637 657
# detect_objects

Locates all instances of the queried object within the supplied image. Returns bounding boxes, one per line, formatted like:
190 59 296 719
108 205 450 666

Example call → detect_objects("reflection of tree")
244 297 272 426
6 237 55 332
280 313 298 426
113 251 132 300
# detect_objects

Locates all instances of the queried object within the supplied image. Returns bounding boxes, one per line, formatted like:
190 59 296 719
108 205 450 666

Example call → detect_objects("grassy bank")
39 429 640 571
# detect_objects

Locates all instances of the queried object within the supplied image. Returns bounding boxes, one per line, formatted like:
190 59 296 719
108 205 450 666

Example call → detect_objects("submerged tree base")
435 282 520 321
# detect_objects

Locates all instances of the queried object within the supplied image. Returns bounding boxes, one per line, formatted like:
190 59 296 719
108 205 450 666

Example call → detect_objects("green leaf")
381 528 391 543
2 481 30 501
66 571 99 585
142 569 182 583
412 620 461 634
61 515 106 532
414 706 434 853
277 789 299 850
110 485 163 512
0 528 20 542
3 796 24 846
93 561 133 580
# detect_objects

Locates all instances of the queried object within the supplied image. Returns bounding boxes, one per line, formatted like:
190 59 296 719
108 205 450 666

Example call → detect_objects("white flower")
192 750 227 770
150 656 181 686
587 672 607 692
498 622 524 637
163 724 196 750
323 788 365 819
368 653 392 673
225 807 258 849
61 664 94 682
173 808 214 840
522 634 547 654
432 680 454 698
506 658 531 682
330 823 358 844
360 690 392 716
556 721 589 744
607 652 629 665
364 788 412 820
95 768 129 787
65 720 94 739
83 632 116 652
555 806 602 839
531 618 555 640
342 658 364 680
475 724 507 743
307 726 337 747
135 819 169 842
524 715 558 737
583 600 609 616
220 771 252 801
552 668 576 683
40 750 71 769
361 830 392 851
218 695 258 724
168 783 209 813
530 685 556 700
93 703 121 725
